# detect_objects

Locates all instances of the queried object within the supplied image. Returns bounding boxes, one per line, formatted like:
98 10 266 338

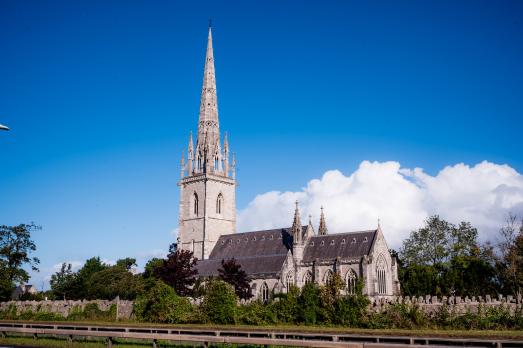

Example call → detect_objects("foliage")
87 260 143 300
333 280 370 326
319 272 345 324
200 280 237 324
50 258 144 300
298 282 321 325
496 214 523 294
50 263 77 300
154 244 198 297
0 223 40 301
218 258 253 300
133 280 193 323
399 216 500 296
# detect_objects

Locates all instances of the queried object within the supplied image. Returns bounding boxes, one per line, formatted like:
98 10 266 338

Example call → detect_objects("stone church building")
177 27 400 300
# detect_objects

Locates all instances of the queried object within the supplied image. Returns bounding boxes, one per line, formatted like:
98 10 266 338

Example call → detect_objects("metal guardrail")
0 322 522 348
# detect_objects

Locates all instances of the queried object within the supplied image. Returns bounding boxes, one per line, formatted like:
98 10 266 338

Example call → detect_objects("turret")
187 132 194 175
223 132 229 177
318 206 328 235
180 152 185 178
291 201 302 244
304 214 314 240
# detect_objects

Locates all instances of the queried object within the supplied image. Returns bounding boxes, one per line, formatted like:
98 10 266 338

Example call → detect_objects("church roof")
196 227 377 278
302 230 376 262
197 227 302 277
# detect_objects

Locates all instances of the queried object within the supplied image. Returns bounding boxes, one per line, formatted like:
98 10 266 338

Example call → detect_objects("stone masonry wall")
370 294 523 314
0 299 133 320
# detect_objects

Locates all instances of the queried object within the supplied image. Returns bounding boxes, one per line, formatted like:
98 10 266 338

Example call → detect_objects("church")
177 27 400 301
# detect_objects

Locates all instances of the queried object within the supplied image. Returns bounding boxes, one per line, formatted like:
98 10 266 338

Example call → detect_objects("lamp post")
0 124 9 131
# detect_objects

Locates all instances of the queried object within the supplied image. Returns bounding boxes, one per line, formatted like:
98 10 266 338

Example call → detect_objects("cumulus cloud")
238 161 523 249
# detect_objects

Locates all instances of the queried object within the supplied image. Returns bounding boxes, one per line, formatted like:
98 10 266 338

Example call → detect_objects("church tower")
178 27 236 260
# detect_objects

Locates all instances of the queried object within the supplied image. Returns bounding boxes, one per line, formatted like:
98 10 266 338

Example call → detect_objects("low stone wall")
0 299 134 320
370 294 522 314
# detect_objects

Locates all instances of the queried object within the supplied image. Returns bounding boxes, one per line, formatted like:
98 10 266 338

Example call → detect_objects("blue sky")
1 0 522 288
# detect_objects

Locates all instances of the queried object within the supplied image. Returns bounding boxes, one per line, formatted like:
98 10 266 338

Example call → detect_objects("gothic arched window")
216 193 223 214
261 282 270 303
193 192 199 216
303 271 313 285
323 270 333 285
346 269 357 295
376 255 387 295
286 273 294 292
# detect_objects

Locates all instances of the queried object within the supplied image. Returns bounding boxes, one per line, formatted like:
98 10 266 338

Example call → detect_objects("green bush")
134 280 192 323
201 280 237 324
298 283 321 325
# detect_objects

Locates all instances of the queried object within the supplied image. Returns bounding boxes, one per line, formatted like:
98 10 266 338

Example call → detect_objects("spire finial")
378 217 381 229
209 18 212 29
308 214 312 225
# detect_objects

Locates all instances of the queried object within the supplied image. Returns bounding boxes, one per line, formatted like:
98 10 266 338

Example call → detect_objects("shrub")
201 280 237 324
298 283 321 325
134 280 193 323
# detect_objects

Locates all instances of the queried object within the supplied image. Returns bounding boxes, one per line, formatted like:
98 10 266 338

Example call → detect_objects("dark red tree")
218 258 252 300
154 243 198 297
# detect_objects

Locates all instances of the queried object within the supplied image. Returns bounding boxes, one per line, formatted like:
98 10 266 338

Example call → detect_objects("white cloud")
238 160 523 249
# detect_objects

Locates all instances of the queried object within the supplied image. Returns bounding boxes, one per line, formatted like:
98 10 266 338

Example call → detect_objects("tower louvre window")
216 193 223 214
193 193 199 216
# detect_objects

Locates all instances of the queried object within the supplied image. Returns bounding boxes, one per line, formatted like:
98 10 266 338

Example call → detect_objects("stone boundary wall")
0 299 134 320
370 294 523 314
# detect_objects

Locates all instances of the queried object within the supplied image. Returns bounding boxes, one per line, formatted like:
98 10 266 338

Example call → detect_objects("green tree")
218 258 252 300
0 223 40 301
298 282 321 325
87 258 144 300
319 272 345 324
201 280 237 324
50 263 77 300
497 213 523 294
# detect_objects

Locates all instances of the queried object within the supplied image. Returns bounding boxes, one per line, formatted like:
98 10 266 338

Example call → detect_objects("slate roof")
302 230 376 262
196 227 377 278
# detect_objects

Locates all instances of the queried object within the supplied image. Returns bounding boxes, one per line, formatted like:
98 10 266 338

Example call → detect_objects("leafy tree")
218 258 252 300
50 263 77 300
154 244 198 297
298 282 321 325
399 216 495 296
87 258 143 300
201 279 237 324
496 213 523 294
0 223 40 301
319 272 345 324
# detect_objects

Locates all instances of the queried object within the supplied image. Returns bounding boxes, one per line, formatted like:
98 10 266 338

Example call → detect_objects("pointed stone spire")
318 206 328 236
196 26 220 171
304 214 314 240
291 200 302 244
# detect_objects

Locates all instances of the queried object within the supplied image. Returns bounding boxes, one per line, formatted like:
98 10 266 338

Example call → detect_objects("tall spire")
197 26 220 147
291 201 302 244
318 206 328 235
